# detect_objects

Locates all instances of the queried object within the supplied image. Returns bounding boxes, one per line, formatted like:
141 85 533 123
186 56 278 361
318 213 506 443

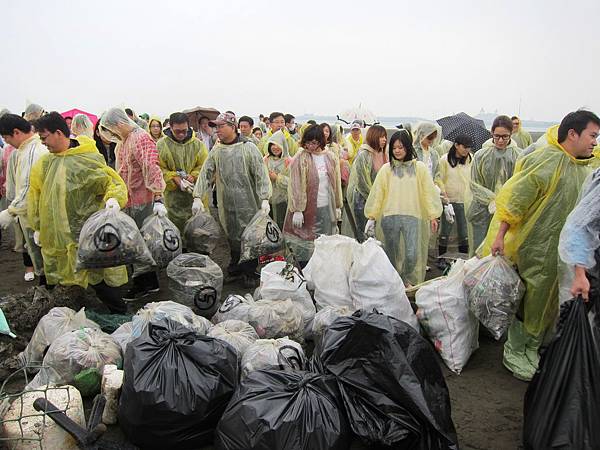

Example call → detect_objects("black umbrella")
437 112 491 151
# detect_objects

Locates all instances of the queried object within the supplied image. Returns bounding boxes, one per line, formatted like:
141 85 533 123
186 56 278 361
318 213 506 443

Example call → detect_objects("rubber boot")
503 320 537 381
458 243 469 255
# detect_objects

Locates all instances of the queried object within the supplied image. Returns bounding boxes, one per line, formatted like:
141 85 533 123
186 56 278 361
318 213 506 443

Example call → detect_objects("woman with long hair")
364 130 442 286
148 116 164 142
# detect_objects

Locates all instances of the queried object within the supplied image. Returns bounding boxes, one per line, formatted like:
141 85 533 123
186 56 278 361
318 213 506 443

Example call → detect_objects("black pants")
90 282 127 314
23 252 33 267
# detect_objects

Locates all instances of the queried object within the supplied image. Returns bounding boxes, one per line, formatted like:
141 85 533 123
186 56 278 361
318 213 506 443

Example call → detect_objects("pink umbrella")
61 108 98 126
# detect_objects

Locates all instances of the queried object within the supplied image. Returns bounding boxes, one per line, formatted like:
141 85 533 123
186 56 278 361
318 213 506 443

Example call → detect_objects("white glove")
105 198 120 211
364 219 375 237
180 179 194 193
33 231 41 247
0 209 14 229
261 199 270 215
292 211 304 228
192 198 205 214
335 208 342 221
444 204 455 224
153 202 167 217
488 201 496 215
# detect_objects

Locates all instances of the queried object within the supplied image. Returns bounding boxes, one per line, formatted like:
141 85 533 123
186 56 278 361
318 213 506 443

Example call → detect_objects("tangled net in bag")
140 213 182 269
76 208 155 270
463 255 525 340
183 210 221 255
240 211 285 263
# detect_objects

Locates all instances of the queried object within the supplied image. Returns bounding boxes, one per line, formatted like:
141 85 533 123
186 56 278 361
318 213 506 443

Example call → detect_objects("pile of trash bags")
183 210 221 255
76 207 155 269
140 213 182 268
167 253 223 317
240 211 285 263
119 317 239 449
523 297 600 449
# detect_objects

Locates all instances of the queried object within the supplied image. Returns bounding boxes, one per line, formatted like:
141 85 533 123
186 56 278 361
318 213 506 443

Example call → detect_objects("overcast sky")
2 0 599 122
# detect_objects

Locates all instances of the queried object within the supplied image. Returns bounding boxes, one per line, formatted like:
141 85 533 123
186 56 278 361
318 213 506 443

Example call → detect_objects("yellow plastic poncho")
412 121 442 178
27 136 128 288
346 144 386 240
157 128 208 232
511 125 533 149
193 135 272 243
344 132 363 165
435 153 471 203
264 130 291 229
466 139 521 252
481 129 594 336
148 116 164 142
259 127 298 157
365 160 443 285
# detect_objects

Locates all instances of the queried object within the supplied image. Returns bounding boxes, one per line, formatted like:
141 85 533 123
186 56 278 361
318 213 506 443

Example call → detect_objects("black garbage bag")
313 310 458 450
523 297 600 449
215 370 351 450
183 210 221 255
118 317 239 449
140 212 183 268
76 207 155 269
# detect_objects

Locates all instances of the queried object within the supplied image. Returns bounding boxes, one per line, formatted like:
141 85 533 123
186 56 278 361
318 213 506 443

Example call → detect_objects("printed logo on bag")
194 285 218 311
93 224 121 252
277 345 304 370
265 221 280 243
163 228 180 252
218 295 243 313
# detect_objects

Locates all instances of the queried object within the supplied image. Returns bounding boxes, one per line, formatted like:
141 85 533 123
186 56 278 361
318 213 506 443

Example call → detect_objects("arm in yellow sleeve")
364 165 389 220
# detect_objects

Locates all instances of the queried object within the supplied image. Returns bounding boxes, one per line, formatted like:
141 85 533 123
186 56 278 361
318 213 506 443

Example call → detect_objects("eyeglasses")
305 140 320 147
492 134 511 141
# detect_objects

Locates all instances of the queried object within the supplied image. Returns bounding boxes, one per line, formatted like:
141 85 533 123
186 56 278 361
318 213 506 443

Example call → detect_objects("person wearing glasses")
283 124 342 266
99 108 166 300
467 115 521 252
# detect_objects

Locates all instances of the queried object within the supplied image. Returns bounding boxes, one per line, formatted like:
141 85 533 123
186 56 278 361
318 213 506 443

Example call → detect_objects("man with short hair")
284 113 299 141
511 116 533 149
486 110 600 381
0 114 48 282
345 120 364 164
157 112 208 232
192 112 271 284
259 111 298 156
28 112 128 313
100 108 166 299
238 115 259 145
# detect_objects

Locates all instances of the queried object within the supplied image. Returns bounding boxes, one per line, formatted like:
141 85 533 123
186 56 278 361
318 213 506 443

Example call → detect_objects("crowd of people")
0 104 599 381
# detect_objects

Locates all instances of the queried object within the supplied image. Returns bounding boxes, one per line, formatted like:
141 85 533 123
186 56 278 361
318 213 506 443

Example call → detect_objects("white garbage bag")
311 305 356 339
241 338 306 378
259 261 315 328
132 301 212 339
19 307 100 368
303 235 359 309
111 321 134 354
207 320 259 356
212 294 255 324
247 299 303 341
349 239 418 330
416 259 479 374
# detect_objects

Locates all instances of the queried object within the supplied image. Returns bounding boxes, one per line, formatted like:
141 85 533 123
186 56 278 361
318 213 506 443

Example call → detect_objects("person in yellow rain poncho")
344 120 364 164
193 113 271 280
435 134 473 258
148 116 164 143
259 112 298 157
157 112 208 233
510 116 533 149
322 122 351 188
283 125 343 265
467 115 521 253
28 112 129 313
412 121 442 179
365 130 442 286
264 130 291 229
483 110 600 381
346 125 388 242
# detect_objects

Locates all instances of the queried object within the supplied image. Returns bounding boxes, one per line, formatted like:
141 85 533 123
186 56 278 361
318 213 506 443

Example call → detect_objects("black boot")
458 243 469 255
438 244 447 258
123 274 150 301
437 244 449 270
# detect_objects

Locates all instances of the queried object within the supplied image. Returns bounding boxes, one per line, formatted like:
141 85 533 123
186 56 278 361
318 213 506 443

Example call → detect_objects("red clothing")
115 128 165 207
1 144 16 198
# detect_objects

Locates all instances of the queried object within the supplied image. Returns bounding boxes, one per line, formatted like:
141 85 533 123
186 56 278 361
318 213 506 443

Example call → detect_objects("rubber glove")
33 231 41 247
192 198 205 214
153 202 168 217
444 204 455 224
105 198 120 211
335 208 342 221
364 219 375 237
292 212 304 228
261 199 270 215
180 179 194 193
488 201 496 215
0 209 14 229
